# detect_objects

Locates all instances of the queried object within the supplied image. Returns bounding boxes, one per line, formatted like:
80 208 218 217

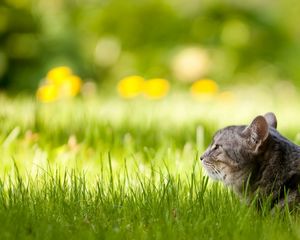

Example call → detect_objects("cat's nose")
200 155 204 161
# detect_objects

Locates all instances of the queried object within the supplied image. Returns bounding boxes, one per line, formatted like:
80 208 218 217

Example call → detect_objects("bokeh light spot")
171 47 211 82
95 37 121 67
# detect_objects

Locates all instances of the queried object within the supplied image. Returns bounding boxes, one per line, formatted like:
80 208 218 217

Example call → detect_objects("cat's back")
264 127 300 187
268 127 300 166
269 127 300 150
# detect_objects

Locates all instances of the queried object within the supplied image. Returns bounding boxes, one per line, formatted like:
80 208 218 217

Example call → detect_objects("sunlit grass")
1 86 300 239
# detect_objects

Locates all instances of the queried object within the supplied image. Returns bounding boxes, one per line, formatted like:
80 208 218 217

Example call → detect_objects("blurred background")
1 0 300 93
1 0 300 180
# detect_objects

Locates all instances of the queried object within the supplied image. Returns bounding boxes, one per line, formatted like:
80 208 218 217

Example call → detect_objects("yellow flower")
60 75 82 97
46 66 73 86
117 75 144 98
36 84 59 103
37 66 82 102
143 78 170 99
190 79 218 97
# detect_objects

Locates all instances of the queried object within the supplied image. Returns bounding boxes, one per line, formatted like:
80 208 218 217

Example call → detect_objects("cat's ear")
243 115 269 150
264 112 277 129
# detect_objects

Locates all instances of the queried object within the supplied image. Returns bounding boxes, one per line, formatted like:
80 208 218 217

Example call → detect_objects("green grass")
1 89 300 239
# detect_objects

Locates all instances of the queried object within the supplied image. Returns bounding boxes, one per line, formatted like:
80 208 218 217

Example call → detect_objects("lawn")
0 87 300 239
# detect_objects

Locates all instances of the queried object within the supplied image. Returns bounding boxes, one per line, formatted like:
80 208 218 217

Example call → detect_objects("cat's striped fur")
201 113 300 208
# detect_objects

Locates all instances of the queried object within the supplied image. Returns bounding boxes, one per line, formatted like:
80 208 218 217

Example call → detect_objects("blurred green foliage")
1 0 300 91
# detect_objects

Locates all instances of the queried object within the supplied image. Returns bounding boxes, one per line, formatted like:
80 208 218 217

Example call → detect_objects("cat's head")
200 112 277 187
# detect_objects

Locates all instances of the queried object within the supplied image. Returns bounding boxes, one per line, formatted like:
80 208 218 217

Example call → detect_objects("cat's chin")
204 170 245 191
203 170 223 181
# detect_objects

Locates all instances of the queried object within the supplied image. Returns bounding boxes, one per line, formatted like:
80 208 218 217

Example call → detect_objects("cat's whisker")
207 164 223 180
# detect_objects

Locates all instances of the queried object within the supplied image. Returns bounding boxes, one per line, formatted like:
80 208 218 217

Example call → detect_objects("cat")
200 112 300 209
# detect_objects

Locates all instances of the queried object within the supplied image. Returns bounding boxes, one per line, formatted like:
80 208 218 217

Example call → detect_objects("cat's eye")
212 144 220 150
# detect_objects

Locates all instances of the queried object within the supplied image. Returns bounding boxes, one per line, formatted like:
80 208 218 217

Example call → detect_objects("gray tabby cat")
201 113 300 209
